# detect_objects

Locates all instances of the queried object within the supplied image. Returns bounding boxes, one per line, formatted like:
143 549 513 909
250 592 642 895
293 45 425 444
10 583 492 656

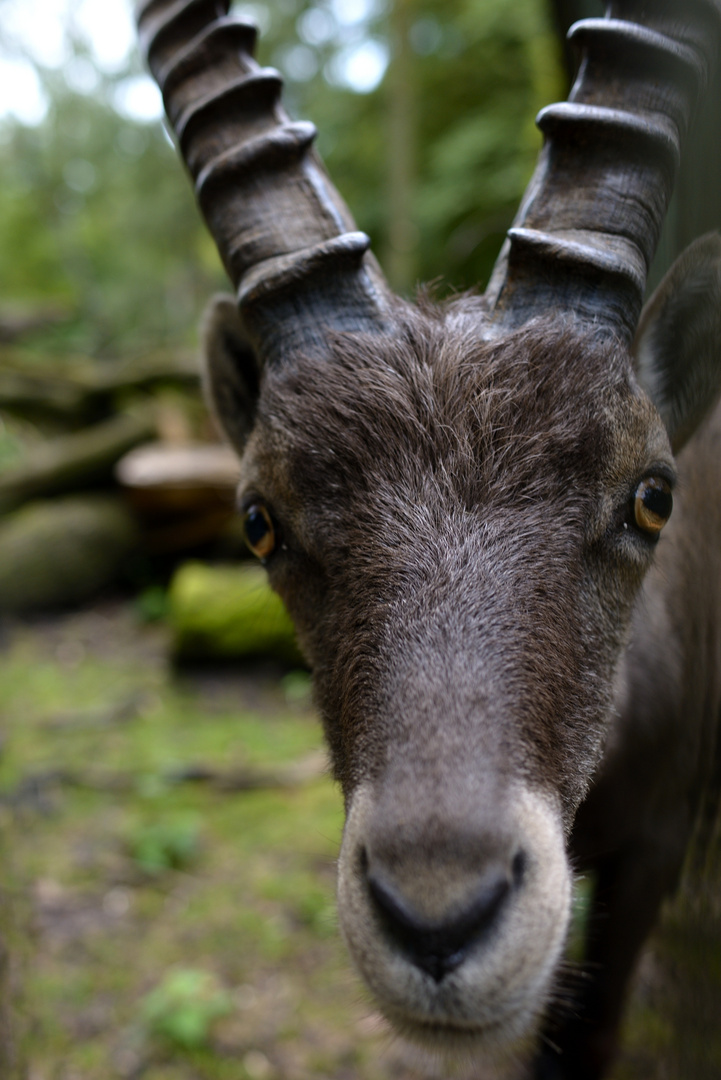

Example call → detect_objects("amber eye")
633 477 673 539
241 503 277 560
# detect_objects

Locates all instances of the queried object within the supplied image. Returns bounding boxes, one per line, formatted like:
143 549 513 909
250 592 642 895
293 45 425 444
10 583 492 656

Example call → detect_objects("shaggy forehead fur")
255 314 635 534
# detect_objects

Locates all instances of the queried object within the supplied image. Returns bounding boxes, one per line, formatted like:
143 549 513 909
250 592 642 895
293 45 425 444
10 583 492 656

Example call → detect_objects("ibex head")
137 0 721 1061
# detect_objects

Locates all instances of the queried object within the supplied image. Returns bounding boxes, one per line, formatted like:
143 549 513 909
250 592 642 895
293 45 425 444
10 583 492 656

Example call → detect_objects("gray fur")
203 293 721 1078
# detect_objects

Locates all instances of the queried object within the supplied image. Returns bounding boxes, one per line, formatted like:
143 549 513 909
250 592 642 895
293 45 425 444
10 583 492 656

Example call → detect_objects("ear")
633 233 721 454
201 294 261 454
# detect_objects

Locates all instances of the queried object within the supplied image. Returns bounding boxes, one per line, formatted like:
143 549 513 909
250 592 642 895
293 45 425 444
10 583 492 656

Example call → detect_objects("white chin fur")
337 785 571 1057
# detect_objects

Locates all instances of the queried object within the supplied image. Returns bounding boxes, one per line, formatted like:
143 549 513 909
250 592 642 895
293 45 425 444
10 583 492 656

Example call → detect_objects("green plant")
135 585 170 623
140 968 232 1050
127 814 201 875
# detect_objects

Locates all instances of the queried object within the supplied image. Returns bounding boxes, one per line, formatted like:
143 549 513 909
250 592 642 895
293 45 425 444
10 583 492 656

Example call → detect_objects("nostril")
366 864 512 983
512 848 527 888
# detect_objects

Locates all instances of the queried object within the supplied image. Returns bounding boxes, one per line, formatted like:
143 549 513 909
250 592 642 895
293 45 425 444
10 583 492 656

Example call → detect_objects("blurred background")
0 0 565 351
0 1 719 1078
0 0 573 617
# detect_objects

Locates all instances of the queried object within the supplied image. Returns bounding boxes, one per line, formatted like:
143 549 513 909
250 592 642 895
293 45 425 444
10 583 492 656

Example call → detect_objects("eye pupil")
642 485 672 519
242 503 276 560
634 477 673 538
245 509 268 546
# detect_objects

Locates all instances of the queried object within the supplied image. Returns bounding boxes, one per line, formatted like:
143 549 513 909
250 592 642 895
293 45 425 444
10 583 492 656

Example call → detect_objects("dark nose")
366 854 523 982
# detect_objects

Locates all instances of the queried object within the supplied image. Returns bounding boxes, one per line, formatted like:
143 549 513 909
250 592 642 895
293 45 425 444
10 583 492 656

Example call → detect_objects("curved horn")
135 0 395 365
484 0 721 342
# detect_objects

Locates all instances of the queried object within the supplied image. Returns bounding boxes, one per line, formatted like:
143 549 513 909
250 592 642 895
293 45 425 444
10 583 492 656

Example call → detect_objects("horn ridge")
138 0 232 80
484 3 721 341
135 1 394 366
502 228 645 339
196 121 318 199
175 69 285 169
533 104 680 272
237 234 384 364
159 19 260 115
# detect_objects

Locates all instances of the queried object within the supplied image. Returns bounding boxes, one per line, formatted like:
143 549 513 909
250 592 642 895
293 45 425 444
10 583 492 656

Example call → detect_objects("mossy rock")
169 561 304 665
0 495 139 613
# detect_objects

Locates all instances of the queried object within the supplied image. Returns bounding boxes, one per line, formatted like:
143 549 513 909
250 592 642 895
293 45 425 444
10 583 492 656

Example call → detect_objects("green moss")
141 968 232 1050
0 495 138 612
169 562 304 665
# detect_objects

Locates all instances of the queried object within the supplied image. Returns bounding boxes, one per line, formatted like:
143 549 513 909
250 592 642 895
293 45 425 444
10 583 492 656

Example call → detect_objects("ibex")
136 1 721 1076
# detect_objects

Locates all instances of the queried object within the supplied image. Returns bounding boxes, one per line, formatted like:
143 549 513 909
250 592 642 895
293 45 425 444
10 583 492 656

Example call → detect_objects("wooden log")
0 352 199 427
80 350 199 395
0 304 68 344
169 562 304 665
116 442 239 552
0 411 156 515
0 368 90 423
0 495 140 612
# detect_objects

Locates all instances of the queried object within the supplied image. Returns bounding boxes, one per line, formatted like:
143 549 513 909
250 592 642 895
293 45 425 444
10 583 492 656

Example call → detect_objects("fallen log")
0 304 68 344
4 751 327 805
0 495 139 612
169 562 303 665
0 368 90 424
81 350 199 395
0 352 199 428
116 442 239 552
0 411 155 515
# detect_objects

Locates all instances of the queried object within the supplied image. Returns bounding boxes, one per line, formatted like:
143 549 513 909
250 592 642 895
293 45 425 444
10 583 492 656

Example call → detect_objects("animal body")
136 1 721 1076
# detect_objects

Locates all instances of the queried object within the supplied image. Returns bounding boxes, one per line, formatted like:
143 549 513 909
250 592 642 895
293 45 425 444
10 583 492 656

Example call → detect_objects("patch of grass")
0 606 381 1079
126 814 202 875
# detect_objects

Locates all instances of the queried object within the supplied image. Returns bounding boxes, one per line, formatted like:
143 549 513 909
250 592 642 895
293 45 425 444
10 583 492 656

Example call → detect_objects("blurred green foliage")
242 0 564 294
0 72 223 359
0 0 563 363
127 814 202 875
140 968 233 1049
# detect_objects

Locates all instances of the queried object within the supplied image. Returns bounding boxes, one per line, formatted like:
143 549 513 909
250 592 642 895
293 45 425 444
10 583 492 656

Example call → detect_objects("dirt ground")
0 603 718 1080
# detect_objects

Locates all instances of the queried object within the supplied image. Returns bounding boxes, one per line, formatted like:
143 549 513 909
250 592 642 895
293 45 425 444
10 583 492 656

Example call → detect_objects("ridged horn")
135 0 395 366
484 0 721 342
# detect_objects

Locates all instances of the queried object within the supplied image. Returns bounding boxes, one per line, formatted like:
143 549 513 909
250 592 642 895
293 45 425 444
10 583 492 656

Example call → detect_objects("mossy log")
0 495 139 613
0 411 156 515
169 562 304 665
82 350 199 395
0 352 199 427
0 368 90 423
